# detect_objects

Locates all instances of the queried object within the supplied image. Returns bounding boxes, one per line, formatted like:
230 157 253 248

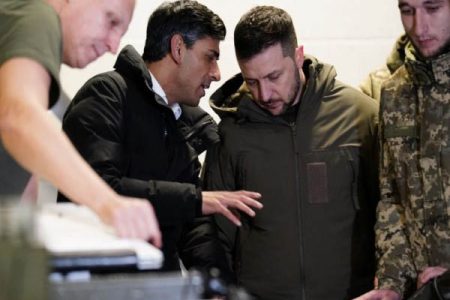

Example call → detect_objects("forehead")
399 0 448 6
92 0 135 16
239 43 287 77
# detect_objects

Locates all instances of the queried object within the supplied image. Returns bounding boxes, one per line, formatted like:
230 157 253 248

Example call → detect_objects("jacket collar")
209 55 337 124
114 45 170 108
405 41 450 86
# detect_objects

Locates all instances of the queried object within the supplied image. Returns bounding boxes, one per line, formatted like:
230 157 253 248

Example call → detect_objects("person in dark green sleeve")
0 0 161 243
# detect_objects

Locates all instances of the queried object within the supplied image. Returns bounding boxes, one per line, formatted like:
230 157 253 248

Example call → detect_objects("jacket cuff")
377 276 405 297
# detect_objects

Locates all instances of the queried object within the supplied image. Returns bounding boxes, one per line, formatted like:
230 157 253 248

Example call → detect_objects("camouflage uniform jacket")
377 43 450 297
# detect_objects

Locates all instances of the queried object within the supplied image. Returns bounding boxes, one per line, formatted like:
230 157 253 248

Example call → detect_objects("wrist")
84 185 118 215
377 277 403 299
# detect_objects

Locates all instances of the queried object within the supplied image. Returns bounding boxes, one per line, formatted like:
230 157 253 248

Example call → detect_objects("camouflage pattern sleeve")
374 97 417 297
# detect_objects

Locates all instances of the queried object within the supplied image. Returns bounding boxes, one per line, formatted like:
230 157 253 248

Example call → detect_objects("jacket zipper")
290 122 307 299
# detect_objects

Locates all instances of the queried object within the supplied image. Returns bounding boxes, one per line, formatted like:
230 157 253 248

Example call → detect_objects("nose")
258 83 271 103
413 10 428 36
210 60 221 82
106 31 121 54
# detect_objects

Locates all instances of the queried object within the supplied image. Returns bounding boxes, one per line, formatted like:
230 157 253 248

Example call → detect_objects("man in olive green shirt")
0 0 162 242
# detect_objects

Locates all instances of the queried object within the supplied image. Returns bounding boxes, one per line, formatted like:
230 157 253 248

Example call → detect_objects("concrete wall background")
39 0 405 202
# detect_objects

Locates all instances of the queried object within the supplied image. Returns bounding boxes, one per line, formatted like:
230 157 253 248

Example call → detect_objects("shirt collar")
148 70 182 120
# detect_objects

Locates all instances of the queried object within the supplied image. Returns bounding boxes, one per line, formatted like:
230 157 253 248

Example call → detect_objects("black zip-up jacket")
58 45 227 272
203 56 379 299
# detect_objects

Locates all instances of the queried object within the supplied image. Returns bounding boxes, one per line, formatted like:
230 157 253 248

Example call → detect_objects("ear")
170 34 185 64
294 45 304 69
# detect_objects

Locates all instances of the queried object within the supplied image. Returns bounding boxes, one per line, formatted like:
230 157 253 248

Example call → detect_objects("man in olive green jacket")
203 6 379 300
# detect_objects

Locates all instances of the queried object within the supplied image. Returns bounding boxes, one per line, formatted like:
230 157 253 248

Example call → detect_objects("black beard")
288 70 301 107
275 70 302 115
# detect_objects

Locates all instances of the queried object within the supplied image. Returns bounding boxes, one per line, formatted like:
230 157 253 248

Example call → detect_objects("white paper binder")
37 203 163 271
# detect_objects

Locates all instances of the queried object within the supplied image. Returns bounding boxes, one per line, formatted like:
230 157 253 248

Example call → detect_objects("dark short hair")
234 6 297 61
142 0 226 63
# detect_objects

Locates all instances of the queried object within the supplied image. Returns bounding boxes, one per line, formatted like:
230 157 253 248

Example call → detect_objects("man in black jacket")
58 0 262 273
203 6 379 300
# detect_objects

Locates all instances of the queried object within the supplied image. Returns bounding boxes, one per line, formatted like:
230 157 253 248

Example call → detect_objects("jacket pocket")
384 135 421 207
306 162 328 204
383 124 420 204
302 147 360 210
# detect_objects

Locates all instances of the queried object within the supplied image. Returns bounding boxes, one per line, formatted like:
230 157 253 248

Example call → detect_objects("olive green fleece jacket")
203 55 379 300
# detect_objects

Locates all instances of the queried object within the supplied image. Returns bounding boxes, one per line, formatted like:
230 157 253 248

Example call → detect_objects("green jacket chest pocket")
303 148 360 211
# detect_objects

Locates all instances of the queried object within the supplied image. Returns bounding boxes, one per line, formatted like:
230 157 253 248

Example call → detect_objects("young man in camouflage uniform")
357 0 450 299
0 0 161 243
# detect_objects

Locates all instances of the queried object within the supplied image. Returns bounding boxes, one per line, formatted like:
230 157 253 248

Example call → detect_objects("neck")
147 57 178 106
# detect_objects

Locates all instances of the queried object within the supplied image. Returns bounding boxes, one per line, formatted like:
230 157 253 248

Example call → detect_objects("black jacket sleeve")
177 216 233 280
58 73 200 226
201 141 238 278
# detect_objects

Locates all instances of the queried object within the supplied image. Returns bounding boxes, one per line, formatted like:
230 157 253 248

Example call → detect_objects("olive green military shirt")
0 0 62 105
0 2 60 297
0 0 63 196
